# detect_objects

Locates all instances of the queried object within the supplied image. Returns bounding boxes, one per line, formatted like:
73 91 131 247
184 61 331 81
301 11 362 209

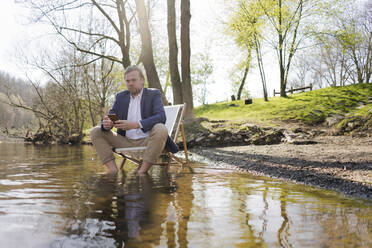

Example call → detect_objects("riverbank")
2 129 371 200
190 135 372 201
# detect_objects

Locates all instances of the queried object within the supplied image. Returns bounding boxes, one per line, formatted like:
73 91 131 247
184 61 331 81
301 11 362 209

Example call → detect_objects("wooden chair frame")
113 103 193 173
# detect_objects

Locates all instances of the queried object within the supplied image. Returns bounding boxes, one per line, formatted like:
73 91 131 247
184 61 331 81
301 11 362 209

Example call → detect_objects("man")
90 65 178 174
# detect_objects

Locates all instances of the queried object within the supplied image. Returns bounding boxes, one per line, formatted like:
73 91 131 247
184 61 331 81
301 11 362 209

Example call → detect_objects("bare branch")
55 25 122 64
91 0 120 34
60 26 120 46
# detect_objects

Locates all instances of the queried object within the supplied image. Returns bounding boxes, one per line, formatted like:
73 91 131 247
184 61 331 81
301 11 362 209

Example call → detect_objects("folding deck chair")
113 103 193 172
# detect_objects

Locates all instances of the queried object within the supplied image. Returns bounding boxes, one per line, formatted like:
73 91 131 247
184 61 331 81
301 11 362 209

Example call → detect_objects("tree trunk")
84 66 96 126
181 0 194 119
135 0 168 104
366 35 372 83
167 0 183 105
284 1 302 90
115 0 131 68
254 37 268 101
237 47 252 100
278 0 287 97
237 65 249 101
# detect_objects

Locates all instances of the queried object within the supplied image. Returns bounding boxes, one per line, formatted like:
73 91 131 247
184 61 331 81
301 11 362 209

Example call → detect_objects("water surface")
0 143 371 247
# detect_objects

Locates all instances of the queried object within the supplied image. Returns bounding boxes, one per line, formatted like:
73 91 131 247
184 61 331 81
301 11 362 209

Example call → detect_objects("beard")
129 87 142 96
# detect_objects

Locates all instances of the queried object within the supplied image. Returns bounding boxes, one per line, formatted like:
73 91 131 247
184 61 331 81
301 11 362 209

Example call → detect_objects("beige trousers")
90 123 168 164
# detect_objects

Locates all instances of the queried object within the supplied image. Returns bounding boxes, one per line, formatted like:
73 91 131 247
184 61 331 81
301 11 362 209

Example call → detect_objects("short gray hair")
124 65 145 79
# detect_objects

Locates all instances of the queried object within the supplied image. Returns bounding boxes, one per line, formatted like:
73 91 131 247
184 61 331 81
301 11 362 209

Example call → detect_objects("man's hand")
102 116 114 130
114 120 140 130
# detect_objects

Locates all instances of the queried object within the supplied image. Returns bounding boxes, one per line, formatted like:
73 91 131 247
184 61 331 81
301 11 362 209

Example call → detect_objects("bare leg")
138 161 152 174
104 159 118 174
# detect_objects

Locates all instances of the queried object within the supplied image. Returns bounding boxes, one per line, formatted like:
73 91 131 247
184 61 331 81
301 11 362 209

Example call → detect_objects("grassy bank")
195 84 372 127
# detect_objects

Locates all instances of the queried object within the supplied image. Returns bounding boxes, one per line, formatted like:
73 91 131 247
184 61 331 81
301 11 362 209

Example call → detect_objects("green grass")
195 84 372 126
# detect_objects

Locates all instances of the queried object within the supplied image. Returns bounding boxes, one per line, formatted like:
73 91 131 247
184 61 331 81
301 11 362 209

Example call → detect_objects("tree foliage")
0 72 36 134
191 52 214 105
293 0 372 88
2 45 120 143
332 2 372 84
228 0 347 97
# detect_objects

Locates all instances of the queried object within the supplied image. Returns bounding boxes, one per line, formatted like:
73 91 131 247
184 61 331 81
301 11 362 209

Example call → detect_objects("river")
0 143 370 247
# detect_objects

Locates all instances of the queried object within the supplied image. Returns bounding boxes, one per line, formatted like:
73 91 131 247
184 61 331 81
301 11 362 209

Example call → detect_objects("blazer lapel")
123 92 130 120
140 88 147 118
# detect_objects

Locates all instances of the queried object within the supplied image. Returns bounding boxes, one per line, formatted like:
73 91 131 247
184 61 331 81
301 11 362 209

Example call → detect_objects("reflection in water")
52 169 180 247
0 143 371 248
278 191 291 248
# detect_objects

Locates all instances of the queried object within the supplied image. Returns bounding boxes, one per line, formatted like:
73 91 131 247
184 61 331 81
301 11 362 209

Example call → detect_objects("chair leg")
119 155 127 170
180 122 190 165
186 164 194 173
180 122 194 173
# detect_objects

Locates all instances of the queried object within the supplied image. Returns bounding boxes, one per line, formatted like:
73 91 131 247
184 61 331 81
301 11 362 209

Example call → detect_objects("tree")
164 0 194 118
19 0 135 68
253 34 268 101
337 4 372 84
167 0 183 105
314 0 372 85
229 0 346 96
3 43 121 143
228 0 268 101
288 52 315 89
83 58 119 126
237 59 250 100
192 53 214 105
315 43 350 87
135 0 167 104
259 0 306 97
0 72 36 133
180 0 194 119
230 62 251 101
228 50 252 101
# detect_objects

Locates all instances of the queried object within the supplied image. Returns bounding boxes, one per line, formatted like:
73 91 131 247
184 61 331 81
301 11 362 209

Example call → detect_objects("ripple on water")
6 174 34 178
0 179 51 186
0 180 24 186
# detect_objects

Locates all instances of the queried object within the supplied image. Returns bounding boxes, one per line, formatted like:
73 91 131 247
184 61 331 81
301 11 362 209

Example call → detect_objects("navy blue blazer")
102 88 179 153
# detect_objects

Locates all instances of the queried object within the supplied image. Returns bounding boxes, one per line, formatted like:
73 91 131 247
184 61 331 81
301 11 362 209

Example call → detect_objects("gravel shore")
190 135 372 200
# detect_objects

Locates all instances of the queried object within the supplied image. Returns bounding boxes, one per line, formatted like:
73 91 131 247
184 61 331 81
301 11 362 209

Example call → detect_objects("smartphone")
108 114 119 123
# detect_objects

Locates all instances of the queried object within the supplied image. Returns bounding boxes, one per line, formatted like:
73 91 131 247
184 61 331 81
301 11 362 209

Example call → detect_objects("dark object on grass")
245 99 253 105
231 95 236 101
229 104 239 107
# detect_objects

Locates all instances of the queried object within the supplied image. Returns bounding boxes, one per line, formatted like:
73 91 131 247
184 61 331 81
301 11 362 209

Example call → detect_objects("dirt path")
191 136 372 200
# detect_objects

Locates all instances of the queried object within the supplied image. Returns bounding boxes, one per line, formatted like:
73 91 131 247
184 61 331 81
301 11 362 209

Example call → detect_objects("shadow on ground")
193 148 372 200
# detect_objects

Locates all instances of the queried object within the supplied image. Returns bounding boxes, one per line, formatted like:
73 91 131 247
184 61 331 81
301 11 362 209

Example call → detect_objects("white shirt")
125 89 149 140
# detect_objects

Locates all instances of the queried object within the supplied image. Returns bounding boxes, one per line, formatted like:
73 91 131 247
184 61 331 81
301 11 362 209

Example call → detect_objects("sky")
0 0 278 104
0 0 26 77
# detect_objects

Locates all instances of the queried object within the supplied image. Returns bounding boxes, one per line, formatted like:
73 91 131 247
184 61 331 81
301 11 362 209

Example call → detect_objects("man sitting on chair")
90 65 178 174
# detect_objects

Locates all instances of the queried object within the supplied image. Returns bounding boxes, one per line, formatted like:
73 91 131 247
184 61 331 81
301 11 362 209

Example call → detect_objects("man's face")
125 70 144 96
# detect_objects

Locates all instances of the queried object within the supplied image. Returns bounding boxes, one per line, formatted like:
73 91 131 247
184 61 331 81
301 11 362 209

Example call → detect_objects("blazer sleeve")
140 90 166 132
